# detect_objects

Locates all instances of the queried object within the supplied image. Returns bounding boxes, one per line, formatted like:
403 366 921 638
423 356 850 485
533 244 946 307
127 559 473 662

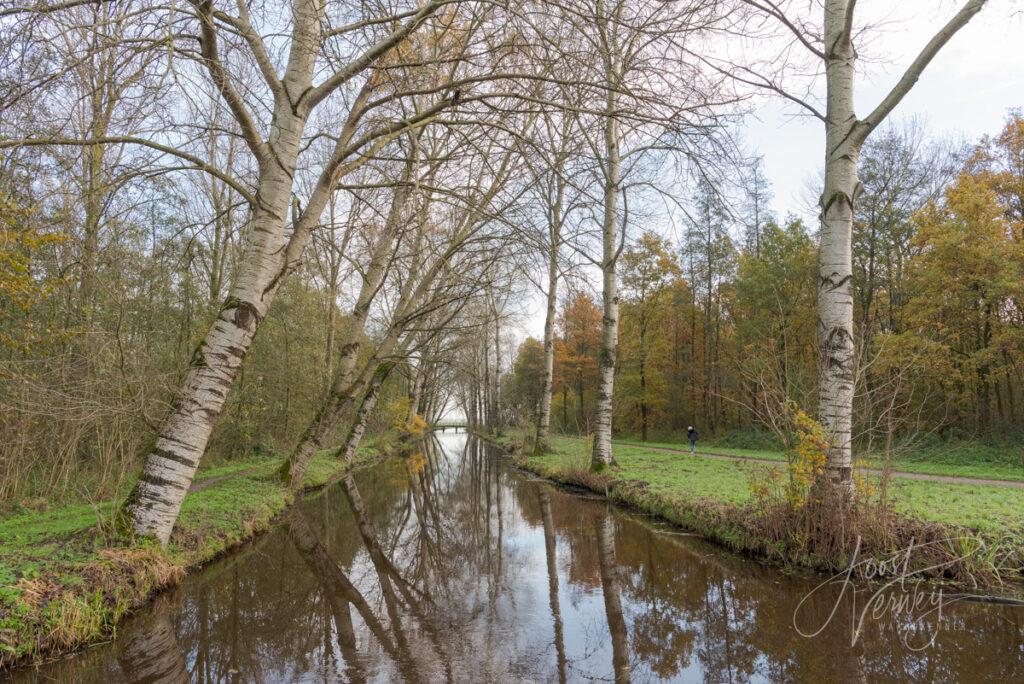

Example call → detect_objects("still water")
10 433 1024 682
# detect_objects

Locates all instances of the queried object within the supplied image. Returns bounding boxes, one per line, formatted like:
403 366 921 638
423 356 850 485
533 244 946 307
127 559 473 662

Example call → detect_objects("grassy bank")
0 445 386 670
491 431 1024 591
611 434 1024 482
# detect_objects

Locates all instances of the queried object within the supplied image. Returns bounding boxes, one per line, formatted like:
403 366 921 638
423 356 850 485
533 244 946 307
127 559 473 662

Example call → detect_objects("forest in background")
506 115 1024 454
3 4 1024 666
0 0 1020 521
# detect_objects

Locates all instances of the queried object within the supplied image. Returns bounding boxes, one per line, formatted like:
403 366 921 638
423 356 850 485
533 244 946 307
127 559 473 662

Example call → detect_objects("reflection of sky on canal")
10 431 1023 683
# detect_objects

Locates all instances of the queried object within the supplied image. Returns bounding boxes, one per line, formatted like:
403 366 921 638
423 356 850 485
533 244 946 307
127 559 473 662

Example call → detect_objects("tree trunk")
122 135 302 542
639 340 647 442
493 306 503 431
562 384 568 432
591 45 621 470
281 176 412 487
818 1 862 493
816 0 988 492
406 364 424 429
639 311 648 442
286 326 404 486
482 331 492 429
535 254 558 451
577 374 585 434
121 0 345 542
339 363 394 465
120 0 440 539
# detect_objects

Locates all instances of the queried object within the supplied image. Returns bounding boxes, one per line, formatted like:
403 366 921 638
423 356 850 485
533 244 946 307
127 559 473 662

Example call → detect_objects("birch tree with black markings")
544 0 734 469
735 0 990 491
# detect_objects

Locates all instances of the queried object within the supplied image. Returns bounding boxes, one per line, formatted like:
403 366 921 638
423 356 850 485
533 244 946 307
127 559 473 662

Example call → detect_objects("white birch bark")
283 192 438 486
591 2 621 469
817 0 988 491
121 0 330 542
535 239 559 453
123 118 305 543
282 163 415 486
818 0 860 492
534 123 569 452
338 362 394 464
123 0 399 541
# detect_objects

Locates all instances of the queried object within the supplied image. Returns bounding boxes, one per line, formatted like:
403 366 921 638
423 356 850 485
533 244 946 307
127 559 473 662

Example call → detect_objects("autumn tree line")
0 0 1010 540
504 116 1024 454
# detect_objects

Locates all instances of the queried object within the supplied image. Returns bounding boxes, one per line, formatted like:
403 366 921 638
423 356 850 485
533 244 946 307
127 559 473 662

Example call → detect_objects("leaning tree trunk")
118 0 443 540
120 0 344 543
406 365 424 429
122 136 302 543
591 72 620 471
339 363 394 465
286 328 403 487
281 181 411 487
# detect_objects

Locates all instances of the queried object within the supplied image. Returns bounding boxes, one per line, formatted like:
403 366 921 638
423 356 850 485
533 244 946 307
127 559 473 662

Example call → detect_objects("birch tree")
549 0 733 469
128 2 474 542
283 116 531 486
522 101 586 452
281 135 425 486
6 0 549 540
737 0 989 490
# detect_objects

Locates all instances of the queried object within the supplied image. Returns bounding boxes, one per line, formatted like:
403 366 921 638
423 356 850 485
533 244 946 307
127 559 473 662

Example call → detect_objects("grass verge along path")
611 438 1024 483
0 446 383 670
611 442 1024 490
488 432 1024 592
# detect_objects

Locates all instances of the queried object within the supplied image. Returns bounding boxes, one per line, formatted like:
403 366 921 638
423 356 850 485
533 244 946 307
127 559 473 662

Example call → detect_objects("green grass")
885 479 1024 532
539 437 754 504
0 443 385 669
500 433 1024 592
610 437 1024 482
543 436 1024 535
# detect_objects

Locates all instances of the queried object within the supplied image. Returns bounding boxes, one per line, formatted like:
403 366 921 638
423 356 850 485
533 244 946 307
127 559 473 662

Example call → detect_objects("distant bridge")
432 421 468 432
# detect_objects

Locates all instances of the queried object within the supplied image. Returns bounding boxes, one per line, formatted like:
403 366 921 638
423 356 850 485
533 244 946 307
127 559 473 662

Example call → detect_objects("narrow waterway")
11 433 1023 682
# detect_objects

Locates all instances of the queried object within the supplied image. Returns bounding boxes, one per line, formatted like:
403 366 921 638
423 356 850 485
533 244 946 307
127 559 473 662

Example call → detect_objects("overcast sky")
751 1 1023 220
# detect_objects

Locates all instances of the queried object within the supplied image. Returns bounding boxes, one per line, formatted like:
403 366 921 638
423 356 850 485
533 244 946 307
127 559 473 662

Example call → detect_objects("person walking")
687 426 699 455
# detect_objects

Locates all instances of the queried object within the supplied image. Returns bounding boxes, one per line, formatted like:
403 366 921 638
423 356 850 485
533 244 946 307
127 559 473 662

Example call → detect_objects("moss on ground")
0 444 385 669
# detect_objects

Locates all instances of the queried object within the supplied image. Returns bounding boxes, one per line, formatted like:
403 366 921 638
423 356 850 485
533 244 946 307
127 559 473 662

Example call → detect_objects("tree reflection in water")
597 509 631 683
116 595 189 684
14 432 1024 683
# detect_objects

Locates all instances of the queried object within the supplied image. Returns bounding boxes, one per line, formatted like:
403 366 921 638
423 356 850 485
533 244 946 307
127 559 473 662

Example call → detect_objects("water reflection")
10 432 1023 683
539 489 568 683
597 509 631 683
116 595 188 684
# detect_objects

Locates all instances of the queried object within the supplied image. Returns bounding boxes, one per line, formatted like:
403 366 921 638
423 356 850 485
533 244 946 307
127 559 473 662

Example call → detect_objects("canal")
11 432 1023 682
